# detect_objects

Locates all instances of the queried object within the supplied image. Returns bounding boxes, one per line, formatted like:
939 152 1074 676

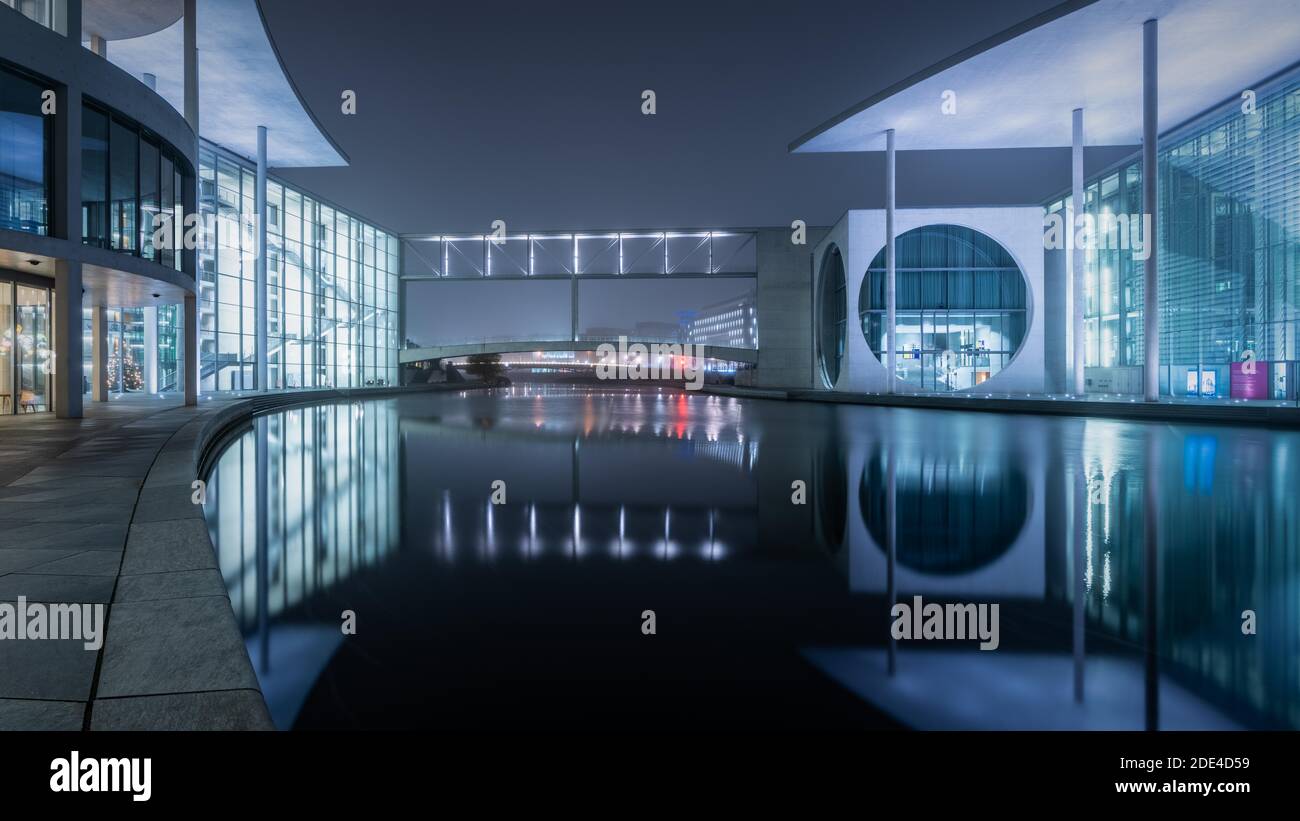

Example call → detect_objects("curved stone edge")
92 383 480 731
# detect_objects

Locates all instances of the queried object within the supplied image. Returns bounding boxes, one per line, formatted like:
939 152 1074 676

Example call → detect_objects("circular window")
817 246 847 388
859 225 1027 391
860 448 1028 574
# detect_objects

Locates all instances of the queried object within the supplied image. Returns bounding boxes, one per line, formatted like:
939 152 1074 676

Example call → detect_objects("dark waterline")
202 386 1300 731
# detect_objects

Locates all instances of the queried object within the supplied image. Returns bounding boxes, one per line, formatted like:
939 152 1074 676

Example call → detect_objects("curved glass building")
0 0 398 420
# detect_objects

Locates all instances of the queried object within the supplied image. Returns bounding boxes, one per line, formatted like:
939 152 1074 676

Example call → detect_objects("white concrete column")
255 125 269 390
92 306 108 401
89 33 106 57
1071 108 1086 396
183 294 197 405
142 73 157 91
885 128 896 394
184 0 198 134
143 305 158 393
1143 18 1159 401
53 261 83 418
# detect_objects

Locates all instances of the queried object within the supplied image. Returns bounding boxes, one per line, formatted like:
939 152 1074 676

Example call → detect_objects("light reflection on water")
203 386 1300 731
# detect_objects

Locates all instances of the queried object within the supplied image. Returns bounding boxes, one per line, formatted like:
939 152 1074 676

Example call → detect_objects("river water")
202 386 1300 730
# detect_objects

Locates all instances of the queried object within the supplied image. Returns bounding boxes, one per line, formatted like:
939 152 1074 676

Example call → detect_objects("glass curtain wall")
197 142 399 392
1053 69 1300 399
0 279 52 413
0 63 50 234
81 102 187 270
859 225 1028 391
80 306 178 394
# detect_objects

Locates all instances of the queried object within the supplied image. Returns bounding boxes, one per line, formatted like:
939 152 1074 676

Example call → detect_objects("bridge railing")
401 230 757 279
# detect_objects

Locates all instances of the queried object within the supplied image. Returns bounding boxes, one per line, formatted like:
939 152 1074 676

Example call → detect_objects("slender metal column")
885 129 896 394
184 0 199 134
1142 19 1160 401
255 126 269 389
1072 108 1086 396
571 277 579 342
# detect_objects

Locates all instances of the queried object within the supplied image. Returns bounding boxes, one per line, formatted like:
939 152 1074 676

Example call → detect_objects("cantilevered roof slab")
791 0 1300 152
83 0 183 39
105 0 347 167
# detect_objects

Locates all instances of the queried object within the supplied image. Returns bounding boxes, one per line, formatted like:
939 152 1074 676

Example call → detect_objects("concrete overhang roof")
103 0 347 168
790 0 1300 153
83 0 183 39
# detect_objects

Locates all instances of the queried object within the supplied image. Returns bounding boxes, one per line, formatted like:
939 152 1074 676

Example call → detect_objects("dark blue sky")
263 0 1135 236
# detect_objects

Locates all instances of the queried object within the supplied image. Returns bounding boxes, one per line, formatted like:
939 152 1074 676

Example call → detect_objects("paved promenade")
0 395 273 730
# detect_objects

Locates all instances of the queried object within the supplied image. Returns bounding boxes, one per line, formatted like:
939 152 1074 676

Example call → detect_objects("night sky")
261 0 1137 236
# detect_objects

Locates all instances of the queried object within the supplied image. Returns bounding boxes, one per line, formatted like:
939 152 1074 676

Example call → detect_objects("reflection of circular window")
817 245 847 389
860 449 1027 574
859 225 1028 392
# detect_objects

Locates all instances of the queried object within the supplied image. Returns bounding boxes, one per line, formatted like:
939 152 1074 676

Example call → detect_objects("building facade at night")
687 292 756 350
1043 66 1300 399
0 0 398 419
792 0 1300 401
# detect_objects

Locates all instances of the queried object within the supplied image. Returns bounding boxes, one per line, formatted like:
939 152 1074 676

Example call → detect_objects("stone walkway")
0 396 272 730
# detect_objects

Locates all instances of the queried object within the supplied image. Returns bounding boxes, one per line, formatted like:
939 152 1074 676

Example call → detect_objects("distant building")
687 293 755 349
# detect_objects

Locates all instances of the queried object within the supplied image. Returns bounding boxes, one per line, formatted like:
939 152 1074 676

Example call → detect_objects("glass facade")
1049 68 1300 399
79 305 181 395
81 102 187 269
198 142 399 391
859 225 1028 391
0 278 52 413
0 62 50 235
0 0 54 30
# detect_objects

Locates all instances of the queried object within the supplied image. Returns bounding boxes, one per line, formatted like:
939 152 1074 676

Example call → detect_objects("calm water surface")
202 386 1300 731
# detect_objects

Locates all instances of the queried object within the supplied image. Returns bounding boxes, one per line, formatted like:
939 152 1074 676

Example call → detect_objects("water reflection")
860 447 1029 574
203 386 1300 731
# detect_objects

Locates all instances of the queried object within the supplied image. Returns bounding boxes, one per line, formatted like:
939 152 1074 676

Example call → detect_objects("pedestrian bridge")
399 339 758 365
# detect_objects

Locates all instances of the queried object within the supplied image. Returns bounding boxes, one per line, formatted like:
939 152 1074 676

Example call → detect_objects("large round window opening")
817 246 847 388
860 225 1027 391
